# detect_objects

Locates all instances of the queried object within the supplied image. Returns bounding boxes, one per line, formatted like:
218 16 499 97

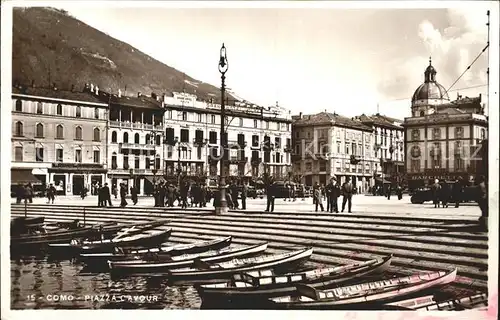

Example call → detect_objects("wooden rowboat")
197 255 393 302
79 236 233 266
110 247 314 282
107 242 268 274
387 292 488 311
49 228 172 255
268 268 458 309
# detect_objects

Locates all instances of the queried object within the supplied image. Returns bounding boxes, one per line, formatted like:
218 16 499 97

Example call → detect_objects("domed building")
411 58 450 117
403 58 488 193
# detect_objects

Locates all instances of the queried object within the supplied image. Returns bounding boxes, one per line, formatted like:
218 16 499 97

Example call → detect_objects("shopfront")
48 163 107 196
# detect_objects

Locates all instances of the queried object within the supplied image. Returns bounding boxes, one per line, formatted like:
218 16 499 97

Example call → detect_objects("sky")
54 1 492 120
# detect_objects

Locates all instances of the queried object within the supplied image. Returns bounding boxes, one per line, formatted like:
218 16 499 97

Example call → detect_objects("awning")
11 169 41 185
375 177 391 184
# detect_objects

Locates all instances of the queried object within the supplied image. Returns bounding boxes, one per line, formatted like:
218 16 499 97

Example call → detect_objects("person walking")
230 182 239 209
130 185 138 205
452 178 464 208
180 181 189 209
341 177 354 213
103 183 112 207
396 184 403 200
325 179 335 213
313 183 325 212
97 184 104 207
241 182 248 210
47 183 56 204
477 176 488 231
119 183 128 208
26 183 34 203
431 179 441 208
265 181 275 212
332 181 341 213
440 181 450 208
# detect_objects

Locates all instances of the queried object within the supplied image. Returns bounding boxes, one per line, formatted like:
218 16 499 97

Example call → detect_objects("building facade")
11 84 109 195
105 90 166 195
355 114 405 187
403 60 488 191
291 112 376 193
162 92 293 188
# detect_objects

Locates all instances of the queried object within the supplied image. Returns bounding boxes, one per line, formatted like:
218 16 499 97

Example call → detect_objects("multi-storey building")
355 114 405 187
403 60 488 192
291 112 375 193
162 92 293 187
104 90 165 195
11 83 109 195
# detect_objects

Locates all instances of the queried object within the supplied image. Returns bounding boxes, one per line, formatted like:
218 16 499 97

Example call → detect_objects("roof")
436 107 467 115
12 86 105 105
102 92 164 111
293 112 372 131
412 82 450 102
355 113 403 130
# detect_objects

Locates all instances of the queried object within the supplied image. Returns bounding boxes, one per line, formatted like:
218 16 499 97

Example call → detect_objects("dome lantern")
424 57 437 83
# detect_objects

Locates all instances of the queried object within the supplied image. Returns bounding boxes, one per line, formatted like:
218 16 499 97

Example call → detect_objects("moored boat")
197 255 393 302
49 228 172 255
268 268 458 309
110 247 313 283
387 292 488 311
106 242 269 274
79 236 233 266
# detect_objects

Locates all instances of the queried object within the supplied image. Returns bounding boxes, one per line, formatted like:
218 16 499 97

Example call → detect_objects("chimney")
71 84 75 92
118 89 122 98
53 82 57 91
138 92 142 97
95 85 99 95
31 80 35 88
299 112 303 119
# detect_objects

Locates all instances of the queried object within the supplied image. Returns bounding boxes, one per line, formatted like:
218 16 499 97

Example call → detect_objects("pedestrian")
333 181 341 213
440 180 450 208
313 183 324 212
452 178 464 208
16 183 24 204
113 185 118 199
387 184 392 200
180 181 188 209
47 183 56 204
431 179 441 208
396 184 403 200
265 181 275 212
26 183 34 203
102 183 112 207
325 179 335 213
119 183 128 207
231 182 239 209
159 182 166 207
130 185 138 205
341 177 354 213
476 176 488 231
241 182 248 210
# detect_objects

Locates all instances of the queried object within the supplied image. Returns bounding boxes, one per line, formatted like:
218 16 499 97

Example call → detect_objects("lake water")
10 256 202 309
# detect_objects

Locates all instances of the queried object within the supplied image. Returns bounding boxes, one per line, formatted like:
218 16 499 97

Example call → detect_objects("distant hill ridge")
12 7 241 104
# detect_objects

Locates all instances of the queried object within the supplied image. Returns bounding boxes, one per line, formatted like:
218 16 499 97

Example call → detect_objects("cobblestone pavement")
12 194 481 218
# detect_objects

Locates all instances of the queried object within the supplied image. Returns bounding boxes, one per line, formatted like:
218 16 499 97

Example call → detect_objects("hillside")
12 7 235 102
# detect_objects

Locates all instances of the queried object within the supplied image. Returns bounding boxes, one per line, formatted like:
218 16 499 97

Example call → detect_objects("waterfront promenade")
10 194 487 301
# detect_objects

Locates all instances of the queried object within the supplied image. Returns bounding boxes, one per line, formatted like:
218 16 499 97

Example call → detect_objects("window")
432 128 441 140
75 126 82 140
481 129 486 140
182 112 187 121
165 128 175 144
252 135 259 147
111 153 117 169
57 104 62 115
156 135 161 146
419 110 425 117
56 125 64 139
351 143 356 155
155 156 160 170
275 137 281 149
36 147 44 162
15 100 22 112
254 120 258 128
345 143 350 155
319 160 326 172
180 129 189 143
75 149 82 163
93 108 99 119
15 146 23 162
412 129 420 140
239 118 243 127
167 145 173 159
134 133 140 144
455 127 464 138
266 121 269 129
197 146 202 160
15 121 23 136
93 128 101 142
211 115 216 124
37 102 43 114
111 131 117 143
123 155 129 169
56 148 63 162
365 145 370 157
209 131 217 144
76 106 81 118
337 142 341 154
134 156 139 168
145 157 151 169
123 132 129 143
195 130 204 144
454 141 464 171
198 113 202 123
36 123 44 138
166 110 172 119
306 162 312 171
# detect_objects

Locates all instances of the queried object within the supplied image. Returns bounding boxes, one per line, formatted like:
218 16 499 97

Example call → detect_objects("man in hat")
341 177 354 213
452 177 464 208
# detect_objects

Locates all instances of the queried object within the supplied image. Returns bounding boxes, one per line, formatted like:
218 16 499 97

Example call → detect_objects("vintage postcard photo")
1 0 498 318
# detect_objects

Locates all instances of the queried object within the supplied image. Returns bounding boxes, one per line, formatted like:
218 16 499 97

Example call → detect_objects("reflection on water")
11 256 202 309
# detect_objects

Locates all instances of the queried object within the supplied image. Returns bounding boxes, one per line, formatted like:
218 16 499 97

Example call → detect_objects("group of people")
152 180 209 208
311 177 355 213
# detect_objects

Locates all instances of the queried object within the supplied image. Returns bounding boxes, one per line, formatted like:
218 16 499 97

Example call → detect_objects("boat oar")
193 258 223 270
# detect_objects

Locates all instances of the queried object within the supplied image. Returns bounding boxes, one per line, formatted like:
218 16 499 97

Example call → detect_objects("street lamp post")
173 136 182 190
215 43 229 215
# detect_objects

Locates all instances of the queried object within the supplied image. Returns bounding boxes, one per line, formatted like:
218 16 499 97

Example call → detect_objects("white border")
1 1 498 320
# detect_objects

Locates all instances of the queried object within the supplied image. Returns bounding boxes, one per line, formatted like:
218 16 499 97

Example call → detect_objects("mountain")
12 7 236 102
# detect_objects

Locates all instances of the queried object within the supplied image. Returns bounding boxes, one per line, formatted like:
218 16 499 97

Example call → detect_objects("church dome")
411 58 449 103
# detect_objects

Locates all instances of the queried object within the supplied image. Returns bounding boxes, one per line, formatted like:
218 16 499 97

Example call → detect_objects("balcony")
120 143 156 151
229 156 248 164
110 121 163 131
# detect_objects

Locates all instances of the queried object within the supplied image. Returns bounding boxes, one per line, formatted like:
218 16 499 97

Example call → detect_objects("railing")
110 121 163 131
121 143 156 150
